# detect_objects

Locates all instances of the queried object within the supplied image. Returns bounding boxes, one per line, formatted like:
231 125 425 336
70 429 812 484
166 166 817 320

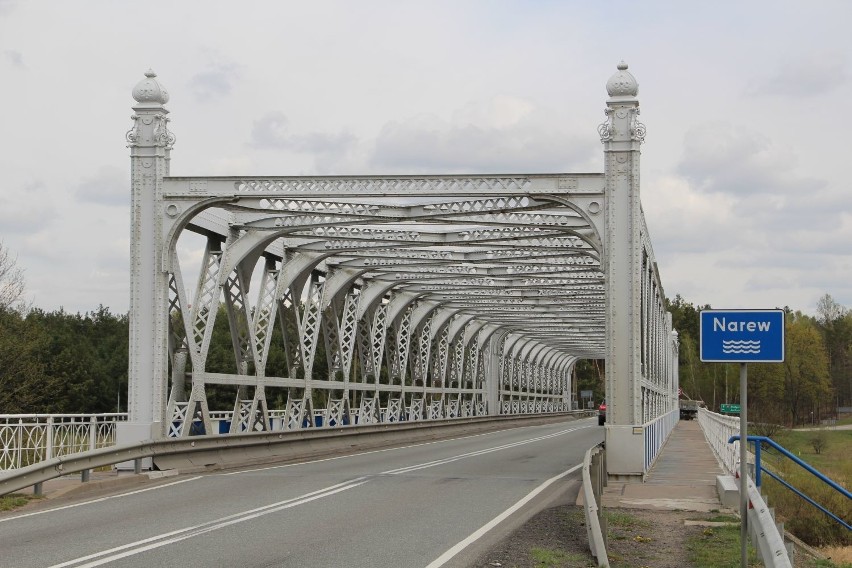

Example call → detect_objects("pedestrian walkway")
600 420 729 512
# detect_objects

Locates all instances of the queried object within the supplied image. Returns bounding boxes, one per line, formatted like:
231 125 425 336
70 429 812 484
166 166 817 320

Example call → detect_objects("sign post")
700 309 785 568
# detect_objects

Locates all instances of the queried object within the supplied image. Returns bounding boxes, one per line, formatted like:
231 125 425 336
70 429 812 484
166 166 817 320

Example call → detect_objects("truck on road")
678 398 702 420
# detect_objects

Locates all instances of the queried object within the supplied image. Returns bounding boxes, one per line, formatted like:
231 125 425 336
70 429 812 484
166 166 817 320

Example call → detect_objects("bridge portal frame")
120 63 678 478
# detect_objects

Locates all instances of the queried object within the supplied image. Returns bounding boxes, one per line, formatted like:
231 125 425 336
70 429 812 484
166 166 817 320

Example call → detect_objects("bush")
810 430 829 454
764 460 851 547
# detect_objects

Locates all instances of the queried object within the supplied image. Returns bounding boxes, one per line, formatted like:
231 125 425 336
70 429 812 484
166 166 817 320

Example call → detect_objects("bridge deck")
601 420 727 512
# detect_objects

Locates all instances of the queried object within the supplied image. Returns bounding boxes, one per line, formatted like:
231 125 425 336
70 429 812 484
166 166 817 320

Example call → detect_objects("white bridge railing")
696 407 792 568
2 407 578 471
696 407 740 473
643 408 679 472
0 413 128 471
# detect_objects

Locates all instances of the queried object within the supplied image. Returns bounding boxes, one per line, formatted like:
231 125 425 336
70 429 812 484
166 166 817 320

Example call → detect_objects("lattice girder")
222 267 256 373
296 274 325 381
251 258 281 373
322 297 344 376
182 238 225 371
392 304 414 385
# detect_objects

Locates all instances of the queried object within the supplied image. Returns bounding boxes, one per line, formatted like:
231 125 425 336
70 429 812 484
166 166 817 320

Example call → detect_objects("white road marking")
220 421 594 477
45 477 369 568
382 427 582 475
424 463 584 568
33 421 592 567
0 476 202 524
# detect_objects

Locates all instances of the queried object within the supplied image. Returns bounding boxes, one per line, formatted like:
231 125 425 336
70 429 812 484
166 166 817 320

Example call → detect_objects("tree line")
1 242 849 422
667 293 849 426
561 294 850 427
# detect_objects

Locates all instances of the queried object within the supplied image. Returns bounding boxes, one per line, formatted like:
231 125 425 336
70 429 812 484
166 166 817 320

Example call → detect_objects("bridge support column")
601 63 647 478
118 70 175 453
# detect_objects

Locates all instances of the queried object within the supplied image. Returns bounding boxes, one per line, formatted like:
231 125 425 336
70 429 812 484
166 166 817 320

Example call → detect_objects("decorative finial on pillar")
127 69 175 149
606 61 639 98
599 61 644 145
132 69 170 105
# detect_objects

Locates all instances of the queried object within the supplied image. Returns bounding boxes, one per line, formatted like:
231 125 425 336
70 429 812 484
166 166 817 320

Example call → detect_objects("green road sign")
720 403 741 414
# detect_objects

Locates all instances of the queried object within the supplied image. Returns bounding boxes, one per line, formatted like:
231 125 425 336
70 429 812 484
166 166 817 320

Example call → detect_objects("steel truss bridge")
121 62 679 477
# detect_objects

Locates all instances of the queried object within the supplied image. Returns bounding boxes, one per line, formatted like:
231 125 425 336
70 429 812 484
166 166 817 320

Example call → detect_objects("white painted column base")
605 425 645 478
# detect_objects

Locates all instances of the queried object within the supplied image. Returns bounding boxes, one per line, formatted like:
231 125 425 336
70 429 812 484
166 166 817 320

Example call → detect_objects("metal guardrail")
697 408 792 568
730 435 851 531
581 442 609 567
745 475 793 568
0 411 590 497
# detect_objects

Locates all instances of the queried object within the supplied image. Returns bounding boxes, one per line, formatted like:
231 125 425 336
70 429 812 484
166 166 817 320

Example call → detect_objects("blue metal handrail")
729 435 851 531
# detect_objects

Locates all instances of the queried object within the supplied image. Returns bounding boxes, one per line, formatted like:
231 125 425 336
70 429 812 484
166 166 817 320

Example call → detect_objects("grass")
812 561 852 568
531 547 594 567
690 514 739 523
0 493 42 511
759 428 851 547
604 510 651 529
770 428 852 474
685 523 761 567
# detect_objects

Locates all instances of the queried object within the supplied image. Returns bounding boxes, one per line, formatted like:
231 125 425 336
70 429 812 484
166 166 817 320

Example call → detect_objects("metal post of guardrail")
134 458 141 474
593 447 607 548
16 419 23 469
89 416 97 452
79 416 98 483
45 416 54 461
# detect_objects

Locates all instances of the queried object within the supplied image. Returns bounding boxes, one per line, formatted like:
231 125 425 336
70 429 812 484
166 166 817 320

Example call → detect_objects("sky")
0 0 850 316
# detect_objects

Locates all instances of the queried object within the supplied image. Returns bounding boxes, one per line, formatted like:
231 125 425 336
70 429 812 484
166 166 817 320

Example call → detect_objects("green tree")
0 308 60 413
751 312 831 426
814 293 851 407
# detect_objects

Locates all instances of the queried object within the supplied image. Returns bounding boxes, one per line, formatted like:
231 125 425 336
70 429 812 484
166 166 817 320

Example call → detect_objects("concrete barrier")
716 474 739 509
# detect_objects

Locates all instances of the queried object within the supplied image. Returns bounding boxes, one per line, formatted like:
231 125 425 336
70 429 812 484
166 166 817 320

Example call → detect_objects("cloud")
677 122 823 197
75 166 128 207
188 58 241 102
643 174 739 255
249 111 357 170
4 50 24 68
0 181 55 234
747 52 849 98
369 96 595 174
0 0 16 16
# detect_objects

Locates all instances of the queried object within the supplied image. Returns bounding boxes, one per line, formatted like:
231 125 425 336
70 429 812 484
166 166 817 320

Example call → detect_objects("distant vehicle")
598 400 606 426
678 398 703 420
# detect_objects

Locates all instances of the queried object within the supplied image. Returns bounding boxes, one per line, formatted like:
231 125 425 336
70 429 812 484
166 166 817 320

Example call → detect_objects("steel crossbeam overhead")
121 63 679 477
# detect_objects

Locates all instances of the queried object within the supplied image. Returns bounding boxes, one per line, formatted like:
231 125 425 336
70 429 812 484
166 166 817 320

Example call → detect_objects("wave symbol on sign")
722 340 761 354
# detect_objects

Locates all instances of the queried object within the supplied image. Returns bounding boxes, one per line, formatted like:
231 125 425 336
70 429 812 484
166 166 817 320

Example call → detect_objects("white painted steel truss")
123 64 679 475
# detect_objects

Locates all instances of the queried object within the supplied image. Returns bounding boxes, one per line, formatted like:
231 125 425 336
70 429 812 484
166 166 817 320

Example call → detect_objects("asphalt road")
0 417 602 568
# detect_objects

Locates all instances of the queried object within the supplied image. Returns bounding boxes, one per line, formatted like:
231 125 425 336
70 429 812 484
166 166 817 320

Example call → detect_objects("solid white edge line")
0 476 203 523
423 462 584 568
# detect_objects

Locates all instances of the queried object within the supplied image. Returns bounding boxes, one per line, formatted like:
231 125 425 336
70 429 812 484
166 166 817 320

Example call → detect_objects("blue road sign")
699 310 785 363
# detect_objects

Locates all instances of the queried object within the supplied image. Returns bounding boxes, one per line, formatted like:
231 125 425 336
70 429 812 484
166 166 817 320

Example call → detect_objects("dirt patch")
470 505 709 567
469 505 834 567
